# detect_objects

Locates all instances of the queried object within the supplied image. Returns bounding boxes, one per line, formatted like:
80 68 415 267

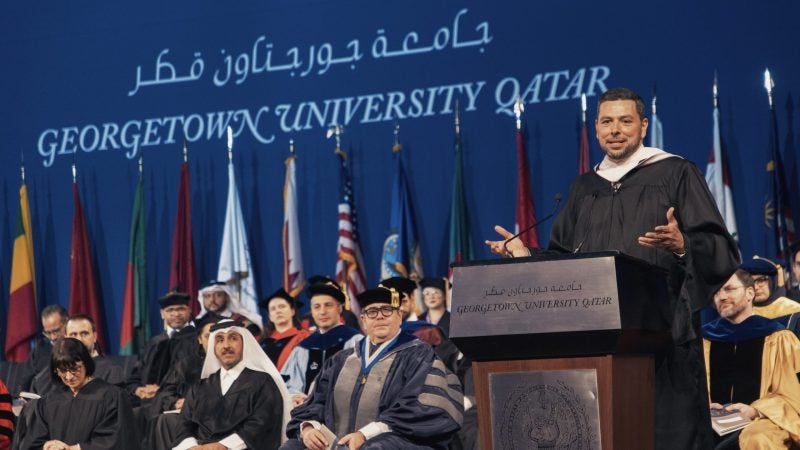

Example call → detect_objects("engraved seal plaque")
490 369 601 450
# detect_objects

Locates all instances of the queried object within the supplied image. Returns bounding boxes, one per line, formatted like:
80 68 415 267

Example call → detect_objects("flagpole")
514 96 524 131
713 72 719 110
20 151 25 184
327 124 345 157
227 126 233 162
581 93 587 125
764 68 774 110
393 123 402 153
454 100 461 136
183 137 188 163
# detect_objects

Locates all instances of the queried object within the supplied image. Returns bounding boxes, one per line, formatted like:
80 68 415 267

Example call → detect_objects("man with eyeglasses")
786 242 800 302
16 305 68 395
702 269 800 449
740 258 800 321
282 287 463 450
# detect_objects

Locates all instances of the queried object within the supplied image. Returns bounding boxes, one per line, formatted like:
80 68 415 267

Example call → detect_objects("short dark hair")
68 314 96 331
731 269 755 289
597 88 646 120
42 304 68 323
50 337 95 384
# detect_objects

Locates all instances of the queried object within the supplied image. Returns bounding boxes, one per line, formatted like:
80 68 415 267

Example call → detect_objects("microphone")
503 193 563 256
573 193 599 253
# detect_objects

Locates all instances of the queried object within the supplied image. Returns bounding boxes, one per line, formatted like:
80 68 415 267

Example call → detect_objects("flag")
578 115 591 175
282 154 305 297
765 98 794 262
334 150 367 316
119 176 148 355
218 159 262 326
381 149 423 280
449 126 474 273
4 182 37 362
650 101 664 149
705 92 739 242
515 128 539 247
169 162 199 316
69 182 106 353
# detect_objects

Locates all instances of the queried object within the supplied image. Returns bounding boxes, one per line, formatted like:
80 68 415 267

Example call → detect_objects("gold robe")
703 330 800 448
753 296 800 319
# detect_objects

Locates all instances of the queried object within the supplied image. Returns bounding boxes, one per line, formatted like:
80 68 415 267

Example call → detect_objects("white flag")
283 154 305 297
705 103 739 242
649 112 664 149
218 160 263 328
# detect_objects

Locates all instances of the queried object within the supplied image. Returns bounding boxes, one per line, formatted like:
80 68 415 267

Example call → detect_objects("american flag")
335 149 367 316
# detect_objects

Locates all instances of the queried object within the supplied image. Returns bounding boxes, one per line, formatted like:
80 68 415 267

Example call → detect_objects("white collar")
364 329 402 365
595 145 678 182
219 359 246 379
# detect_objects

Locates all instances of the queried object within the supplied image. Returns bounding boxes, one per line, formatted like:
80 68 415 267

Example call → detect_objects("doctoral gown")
548 157 739 449
27 379 138 450
281 325 362 395
284 333 463 450
172 367 284 450
702 316 800 448
126 326 197 396
261 327 310 371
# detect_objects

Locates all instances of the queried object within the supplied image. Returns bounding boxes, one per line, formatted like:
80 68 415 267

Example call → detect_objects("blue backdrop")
1 0 799 354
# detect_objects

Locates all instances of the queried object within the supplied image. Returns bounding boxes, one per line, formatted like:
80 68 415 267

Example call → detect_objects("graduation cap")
158 290 190 308
740 257 778 275
259 287 303 310
419 277 448 292
307 275 346 304
379 277 417 296
356 287 401 309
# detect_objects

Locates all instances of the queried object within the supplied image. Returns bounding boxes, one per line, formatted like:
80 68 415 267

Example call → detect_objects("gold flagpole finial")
392 123 402 153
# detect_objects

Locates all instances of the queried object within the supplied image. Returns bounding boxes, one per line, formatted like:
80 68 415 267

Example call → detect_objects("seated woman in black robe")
26 338 138 450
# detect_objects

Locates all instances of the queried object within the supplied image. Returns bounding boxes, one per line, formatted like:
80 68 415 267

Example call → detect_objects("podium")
450 252 670 450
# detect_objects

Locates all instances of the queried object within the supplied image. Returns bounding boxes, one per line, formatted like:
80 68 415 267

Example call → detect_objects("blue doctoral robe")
283 332 463 450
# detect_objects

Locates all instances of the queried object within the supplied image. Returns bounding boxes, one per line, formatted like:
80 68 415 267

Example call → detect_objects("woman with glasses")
25 338 139 450
259 288 310 371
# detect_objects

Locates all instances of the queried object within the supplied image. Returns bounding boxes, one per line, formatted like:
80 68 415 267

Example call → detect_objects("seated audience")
281 287 463 450
169 320 291 450
259 288 310 371
281 277 362 406
17 305 68 395
26 338 138 450
195 281 262 336
741 257 800 319
786 242 800 302
702 269 800 449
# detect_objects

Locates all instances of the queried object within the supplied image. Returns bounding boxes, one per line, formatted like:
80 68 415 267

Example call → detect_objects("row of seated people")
8 276 472 449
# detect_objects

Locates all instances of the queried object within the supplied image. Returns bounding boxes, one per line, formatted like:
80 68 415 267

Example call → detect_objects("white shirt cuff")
464 395 475 411
218 433 247 450
358 421 391 440
172 437 198 450
300 420 323 437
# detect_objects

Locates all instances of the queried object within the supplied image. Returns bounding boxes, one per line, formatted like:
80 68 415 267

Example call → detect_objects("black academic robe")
27 379 138 450
16 336 52 394
150 348 204 414
30 356 125 397
548 158 739 450
126 325 197 395
173 367 283 450
284 333 463 450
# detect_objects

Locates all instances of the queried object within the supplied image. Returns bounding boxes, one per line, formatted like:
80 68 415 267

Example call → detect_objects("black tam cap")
379 277 417 296
356 287 400 309
741 258 777 275
259 287 303 310
419 277 448 292
158 291 190 308
307 276 345 304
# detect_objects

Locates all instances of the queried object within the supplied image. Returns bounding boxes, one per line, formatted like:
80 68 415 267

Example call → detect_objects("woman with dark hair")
26 338 138 450
259 288 309 371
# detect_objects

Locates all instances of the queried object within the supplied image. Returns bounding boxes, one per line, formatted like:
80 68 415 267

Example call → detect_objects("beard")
601 140 641 162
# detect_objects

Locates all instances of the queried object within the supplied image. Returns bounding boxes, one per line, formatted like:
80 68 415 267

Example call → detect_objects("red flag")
4 183 38 362
515 129 539 247
69 182 106 353
578 119 591 175
169 163 199 316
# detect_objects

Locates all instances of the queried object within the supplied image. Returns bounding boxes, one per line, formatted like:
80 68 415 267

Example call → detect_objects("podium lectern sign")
450 255 621 338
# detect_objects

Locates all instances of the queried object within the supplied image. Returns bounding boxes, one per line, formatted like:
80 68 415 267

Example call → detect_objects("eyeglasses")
717 285 744 295
56 363 85 377
752 276 769 285
363 306 398 319
42 328 64 339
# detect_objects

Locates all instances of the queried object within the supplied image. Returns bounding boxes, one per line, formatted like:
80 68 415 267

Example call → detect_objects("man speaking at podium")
487 87 739 449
